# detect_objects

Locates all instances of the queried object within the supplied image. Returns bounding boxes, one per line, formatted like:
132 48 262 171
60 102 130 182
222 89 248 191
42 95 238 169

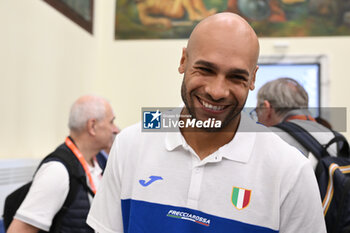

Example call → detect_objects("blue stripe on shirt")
121 199 278 233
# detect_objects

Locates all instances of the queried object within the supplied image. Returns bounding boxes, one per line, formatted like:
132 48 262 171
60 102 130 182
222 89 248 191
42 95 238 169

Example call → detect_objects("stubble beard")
180 78 244 132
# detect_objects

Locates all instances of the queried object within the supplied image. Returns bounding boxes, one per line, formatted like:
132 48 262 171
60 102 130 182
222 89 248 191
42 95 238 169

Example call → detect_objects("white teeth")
200 99 225 111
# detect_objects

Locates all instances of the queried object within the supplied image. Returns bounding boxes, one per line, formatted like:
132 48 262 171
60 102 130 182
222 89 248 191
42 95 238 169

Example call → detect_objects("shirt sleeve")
87 137 124 233
279 160 327 233
15 161 69 231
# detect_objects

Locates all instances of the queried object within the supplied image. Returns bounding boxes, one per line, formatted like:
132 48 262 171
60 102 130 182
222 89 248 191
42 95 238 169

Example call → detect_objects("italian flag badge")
231 187 252 210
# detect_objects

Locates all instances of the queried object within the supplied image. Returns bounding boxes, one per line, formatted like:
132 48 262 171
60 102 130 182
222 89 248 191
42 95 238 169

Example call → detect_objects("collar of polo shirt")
165 112 258 163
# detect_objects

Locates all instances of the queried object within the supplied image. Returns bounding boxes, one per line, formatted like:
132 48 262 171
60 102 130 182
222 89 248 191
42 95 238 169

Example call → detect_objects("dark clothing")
96 150 108 172
31 143 95 233
48 143 95 233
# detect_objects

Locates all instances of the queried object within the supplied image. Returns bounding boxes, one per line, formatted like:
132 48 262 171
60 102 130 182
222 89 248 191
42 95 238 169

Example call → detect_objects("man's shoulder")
119 122 141 134
253 127 309 166
46 142 77 163
238 113 295 150
289 119 332 132
233 113 307 164
40 142 84 177
117 122 164 142
35 161 70 178
270 119 333 135
270 120 337 156
255 128 302 151
236 114 308 164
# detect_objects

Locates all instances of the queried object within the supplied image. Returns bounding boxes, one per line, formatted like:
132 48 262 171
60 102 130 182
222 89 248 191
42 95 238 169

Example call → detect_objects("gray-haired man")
8 95 119 233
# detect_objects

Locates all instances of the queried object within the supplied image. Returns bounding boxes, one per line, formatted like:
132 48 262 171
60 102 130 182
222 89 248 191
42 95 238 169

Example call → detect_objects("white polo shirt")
15 159 103 231
87 113 326 233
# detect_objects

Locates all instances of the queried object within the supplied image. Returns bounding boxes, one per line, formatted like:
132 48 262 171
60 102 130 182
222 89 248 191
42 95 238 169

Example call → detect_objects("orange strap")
285 115 316 122
65 137 97 194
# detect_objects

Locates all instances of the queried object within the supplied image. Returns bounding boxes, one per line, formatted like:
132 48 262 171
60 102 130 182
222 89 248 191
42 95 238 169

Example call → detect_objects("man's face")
178 33 258 131
95 103 119 151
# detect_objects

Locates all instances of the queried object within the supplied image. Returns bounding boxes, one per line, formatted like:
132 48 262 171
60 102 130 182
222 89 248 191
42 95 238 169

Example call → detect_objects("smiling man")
177 13 259 159
87 13 326 233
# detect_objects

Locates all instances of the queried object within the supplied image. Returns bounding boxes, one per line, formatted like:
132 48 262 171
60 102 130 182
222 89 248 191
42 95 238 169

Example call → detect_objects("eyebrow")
194 60 250 77
227 68 250 78
194 60 217 69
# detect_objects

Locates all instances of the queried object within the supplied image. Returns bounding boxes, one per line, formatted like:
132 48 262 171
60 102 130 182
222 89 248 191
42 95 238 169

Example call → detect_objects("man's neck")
69 135 98 166
180 114 241 160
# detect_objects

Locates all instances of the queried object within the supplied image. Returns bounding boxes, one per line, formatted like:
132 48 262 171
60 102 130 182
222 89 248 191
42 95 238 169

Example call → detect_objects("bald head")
68 95 108 133
187 12 260 69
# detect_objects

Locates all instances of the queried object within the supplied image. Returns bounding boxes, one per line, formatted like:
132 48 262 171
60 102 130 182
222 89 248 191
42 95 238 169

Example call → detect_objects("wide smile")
197 97 229 113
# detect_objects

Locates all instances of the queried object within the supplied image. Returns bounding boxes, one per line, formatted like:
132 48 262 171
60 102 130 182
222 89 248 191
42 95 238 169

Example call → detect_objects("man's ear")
258 100 279 126
178 47 187 74
87 118 97 136
263 100 277 120
263 100 282 125
263 100 272 111
249 65 259 91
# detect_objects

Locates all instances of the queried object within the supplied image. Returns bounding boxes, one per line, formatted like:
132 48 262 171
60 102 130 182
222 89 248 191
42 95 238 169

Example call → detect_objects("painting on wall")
115 0 350 39
43 0 94 34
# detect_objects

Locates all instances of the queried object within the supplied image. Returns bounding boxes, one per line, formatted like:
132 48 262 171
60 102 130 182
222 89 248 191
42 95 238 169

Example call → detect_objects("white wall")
0 0 349 159
0 0 98 158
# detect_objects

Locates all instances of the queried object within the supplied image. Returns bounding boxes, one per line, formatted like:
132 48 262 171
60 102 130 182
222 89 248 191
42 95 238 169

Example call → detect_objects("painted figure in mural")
136 0 217 28
226 0 350 26
226 0 286 22
309 0 337 15
226 0 307 22
309 0 350 25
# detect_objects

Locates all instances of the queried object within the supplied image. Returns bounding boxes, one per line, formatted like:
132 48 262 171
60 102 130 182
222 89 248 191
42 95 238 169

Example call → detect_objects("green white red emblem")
231 187 252 210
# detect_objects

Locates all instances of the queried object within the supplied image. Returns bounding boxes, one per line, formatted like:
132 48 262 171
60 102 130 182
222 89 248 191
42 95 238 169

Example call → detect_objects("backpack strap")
40 147 94 232
274 121 327 160
327 131 350 158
